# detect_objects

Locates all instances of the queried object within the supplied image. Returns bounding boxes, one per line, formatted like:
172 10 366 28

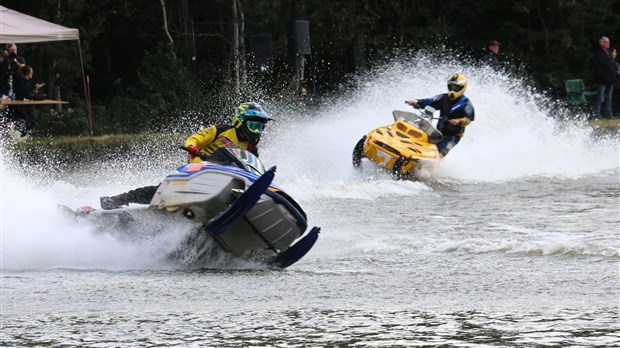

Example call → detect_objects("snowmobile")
352 106 443 179
64 146 319 269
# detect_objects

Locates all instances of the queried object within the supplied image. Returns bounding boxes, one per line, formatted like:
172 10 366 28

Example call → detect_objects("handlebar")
412 104 440 118
180 145 249 170
180 145 209 161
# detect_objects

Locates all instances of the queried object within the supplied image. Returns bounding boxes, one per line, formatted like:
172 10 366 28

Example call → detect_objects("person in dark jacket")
482 40 501 69
405 73 475 158
0 43 26 97
593 36 616 118
612 48 620 117
14 65 44 100
10 65 43 136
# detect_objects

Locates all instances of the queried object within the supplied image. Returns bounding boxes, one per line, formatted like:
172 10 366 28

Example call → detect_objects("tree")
2 0 619 135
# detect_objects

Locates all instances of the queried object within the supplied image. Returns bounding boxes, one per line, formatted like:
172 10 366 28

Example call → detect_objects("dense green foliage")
4 0 619 136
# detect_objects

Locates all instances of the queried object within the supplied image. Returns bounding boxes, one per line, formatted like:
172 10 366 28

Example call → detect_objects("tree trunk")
535 0 550 59
160 0 174 46
232 0 240 98
180 0 191 63
238 0 247 89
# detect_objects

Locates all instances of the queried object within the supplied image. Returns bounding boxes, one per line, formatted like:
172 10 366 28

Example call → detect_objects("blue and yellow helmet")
447 73 468 100
233 102 273 134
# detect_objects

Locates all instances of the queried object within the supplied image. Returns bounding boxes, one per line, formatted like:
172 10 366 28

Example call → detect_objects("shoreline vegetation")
3 1 618 137
586 118 620 130
6 133 186 167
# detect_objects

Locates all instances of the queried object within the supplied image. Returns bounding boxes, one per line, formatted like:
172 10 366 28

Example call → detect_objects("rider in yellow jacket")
100 102 273 210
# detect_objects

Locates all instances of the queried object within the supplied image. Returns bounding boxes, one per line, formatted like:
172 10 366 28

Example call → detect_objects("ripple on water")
1 308 619 347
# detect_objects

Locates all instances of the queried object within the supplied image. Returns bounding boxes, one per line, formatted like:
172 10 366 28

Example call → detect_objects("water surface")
2 54 619 347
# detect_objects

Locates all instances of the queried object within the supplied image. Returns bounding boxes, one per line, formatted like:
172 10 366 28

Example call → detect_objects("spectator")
612 48 620 117
593 36 615 119
10 65 45 137
0 43 26 97
14 65 45 101
482 40 501 69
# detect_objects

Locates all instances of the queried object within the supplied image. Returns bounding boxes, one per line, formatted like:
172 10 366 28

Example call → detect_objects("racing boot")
99 193 130 210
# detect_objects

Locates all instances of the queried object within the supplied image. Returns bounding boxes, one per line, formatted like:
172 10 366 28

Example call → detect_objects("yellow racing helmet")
447 73 468 100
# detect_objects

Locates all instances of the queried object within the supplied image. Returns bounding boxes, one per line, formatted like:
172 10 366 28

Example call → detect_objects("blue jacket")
417 94 475 137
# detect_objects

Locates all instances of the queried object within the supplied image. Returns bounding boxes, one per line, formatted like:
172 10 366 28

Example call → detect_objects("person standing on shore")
593 36 616 118
482 40 501 69
611 47 620 117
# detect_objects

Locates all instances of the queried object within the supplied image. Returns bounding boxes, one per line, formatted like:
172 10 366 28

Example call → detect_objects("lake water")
1 55 619 347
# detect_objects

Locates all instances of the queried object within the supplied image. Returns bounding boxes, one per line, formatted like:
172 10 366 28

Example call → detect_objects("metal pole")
77 39 93 136
295 54 305 95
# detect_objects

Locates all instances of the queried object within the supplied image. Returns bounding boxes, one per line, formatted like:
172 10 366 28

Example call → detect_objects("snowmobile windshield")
392 110 444 144
208 147 266 175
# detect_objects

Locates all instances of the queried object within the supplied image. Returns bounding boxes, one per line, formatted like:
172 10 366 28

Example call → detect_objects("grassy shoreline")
586 118 620 130
25 117 620 143
5 118 618 165
6 132 186 167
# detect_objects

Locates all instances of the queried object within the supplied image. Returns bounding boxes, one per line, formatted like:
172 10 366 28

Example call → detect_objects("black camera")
7 51 16 60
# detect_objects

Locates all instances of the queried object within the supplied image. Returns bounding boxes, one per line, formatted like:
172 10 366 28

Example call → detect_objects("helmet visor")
448 84 464 92
245 120 265 133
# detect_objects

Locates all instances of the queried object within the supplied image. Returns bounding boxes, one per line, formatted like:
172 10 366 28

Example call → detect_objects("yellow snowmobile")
352 106 443 179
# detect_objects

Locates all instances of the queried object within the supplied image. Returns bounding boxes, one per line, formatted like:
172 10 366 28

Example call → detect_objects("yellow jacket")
184 125 255 163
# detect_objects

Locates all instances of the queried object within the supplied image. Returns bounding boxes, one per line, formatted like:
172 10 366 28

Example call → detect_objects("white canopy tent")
0 5 79 42
0 5 92 134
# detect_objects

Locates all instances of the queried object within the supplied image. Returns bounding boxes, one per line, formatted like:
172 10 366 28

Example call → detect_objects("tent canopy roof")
0 5 79 43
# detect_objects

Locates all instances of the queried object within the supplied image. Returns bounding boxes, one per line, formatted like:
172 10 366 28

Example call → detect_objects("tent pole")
77 38 92 136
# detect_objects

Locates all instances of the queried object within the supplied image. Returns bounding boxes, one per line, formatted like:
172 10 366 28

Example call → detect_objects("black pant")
6 106 33 136
613 88 620 117
126 184 160 204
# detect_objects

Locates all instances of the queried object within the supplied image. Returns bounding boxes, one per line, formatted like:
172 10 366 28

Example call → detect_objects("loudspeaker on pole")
288 20 311 56
247 35 273 71
349 45 365 73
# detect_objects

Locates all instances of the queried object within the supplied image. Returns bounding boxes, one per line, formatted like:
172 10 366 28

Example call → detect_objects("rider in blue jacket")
405 73 475 157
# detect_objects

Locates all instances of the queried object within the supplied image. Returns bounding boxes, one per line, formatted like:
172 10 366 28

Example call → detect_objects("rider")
405 73 475 157
99 102 273 210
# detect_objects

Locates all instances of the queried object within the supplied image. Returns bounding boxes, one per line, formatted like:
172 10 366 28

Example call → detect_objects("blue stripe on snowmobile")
167 164 284 191
169 163 260 179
